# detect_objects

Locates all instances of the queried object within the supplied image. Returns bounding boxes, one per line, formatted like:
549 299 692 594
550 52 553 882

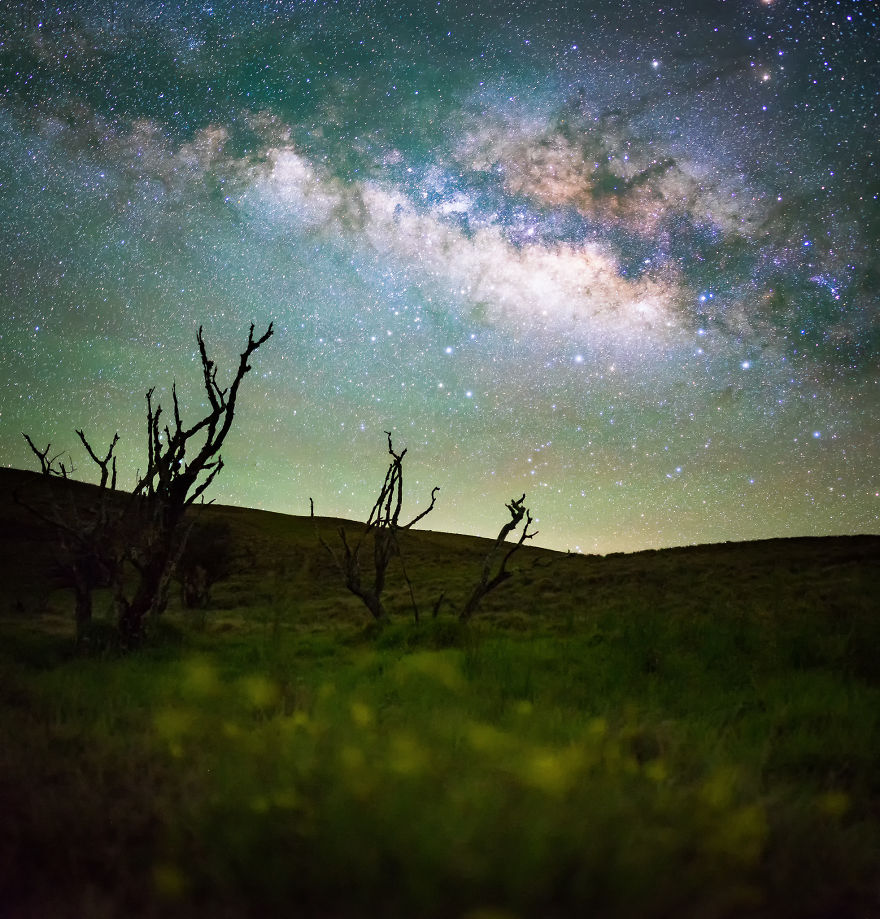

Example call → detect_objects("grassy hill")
1 466 879 917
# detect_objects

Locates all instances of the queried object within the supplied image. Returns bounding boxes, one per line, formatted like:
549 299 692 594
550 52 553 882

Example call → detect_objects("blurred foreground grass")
2 599 879 918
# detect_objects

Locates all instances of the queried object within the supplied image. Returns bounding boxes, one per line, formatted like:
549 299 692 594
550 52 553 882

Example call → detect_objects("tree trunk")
363 591 388 622
116 540 175 646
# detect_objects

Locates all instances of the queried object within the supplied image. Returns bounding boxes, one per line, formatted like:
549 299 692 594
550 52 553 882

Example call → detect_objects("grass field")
1 468 878 917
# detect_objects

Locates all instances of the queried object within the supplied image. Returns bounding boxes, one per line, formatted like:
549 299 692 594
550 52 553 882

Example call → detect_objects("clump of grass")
374 616 472 650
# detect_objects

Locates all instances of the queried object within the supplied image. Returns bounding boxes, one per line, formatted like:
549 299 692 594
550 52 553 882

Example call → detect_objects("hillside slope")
2 465 877 632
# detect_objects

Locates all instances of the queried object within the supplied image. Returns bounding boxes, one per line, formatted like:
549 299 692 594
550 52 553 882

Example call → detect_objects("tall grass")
2 598 878 918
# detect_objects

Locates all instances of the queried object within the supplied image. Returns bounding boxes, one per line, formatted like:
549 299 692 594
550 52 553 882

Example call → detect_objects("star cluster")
1 0 877 552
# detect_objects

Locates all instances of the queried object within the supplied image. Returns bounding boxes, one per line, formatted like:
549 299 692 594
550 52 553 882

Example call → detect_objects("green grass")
2 602 879 918
1 468 879 917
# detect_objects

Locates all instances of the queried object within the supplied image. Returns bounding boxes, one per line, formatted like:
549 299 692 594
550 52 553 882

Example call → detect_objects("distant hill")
2 465 878 629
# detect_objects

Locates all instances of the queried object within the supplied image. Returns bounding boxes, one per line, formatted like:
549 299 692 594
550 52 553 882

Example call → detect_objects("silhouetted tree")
317 433 439 622
20 431 120 642
316 436 537 625
22 434 73 478
459 493 537 621
23 322 273 647
115 322 273 645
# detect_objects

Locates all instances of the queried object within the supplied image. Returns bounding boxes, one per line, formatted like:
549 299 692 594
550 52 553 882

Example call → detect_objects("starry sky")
1 0 878 553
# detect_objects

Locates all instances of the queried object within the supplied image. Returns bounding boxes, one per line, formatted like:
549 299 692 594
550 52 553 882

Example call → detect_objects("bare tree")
317 433 439 622
20 431 120 641
22 434 73 478
459 494 537 621
76 429 118 489
315 436 536 626
114 322 274 645
22 322 273 647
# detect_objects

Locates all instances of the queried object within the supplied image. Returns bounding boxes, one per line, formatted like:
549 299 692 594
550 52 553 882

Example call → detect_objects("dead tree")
22 434 73 478
20 431 120 641
76 429 118 488
459 494 537 621
318 433 439 622
114 322 273 645
20 324 271 646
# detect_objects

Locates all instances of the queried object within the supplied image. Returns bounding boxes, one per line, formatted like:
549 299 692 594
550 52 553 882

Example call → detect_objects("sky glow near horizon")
0 0 877 552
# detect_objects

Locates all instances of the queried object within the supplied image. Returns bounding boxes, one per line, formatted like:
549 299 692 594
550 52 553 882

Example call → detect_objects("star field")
0 0 877 552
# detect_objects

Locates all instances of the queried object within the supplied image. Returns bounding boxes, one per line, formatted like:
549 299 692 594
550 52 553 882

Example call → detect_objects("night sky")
1 0 877 553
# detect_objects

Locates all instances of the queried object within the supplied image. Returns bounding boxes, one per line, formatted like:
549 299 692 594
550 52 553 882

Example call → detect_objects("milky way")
1 0 877 551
